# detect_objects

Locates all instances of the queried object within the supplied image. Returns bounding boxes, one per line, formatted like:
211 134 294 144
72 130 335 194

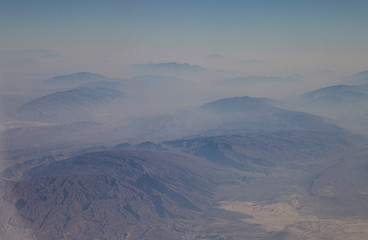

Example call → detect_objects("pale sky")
1 0 368 91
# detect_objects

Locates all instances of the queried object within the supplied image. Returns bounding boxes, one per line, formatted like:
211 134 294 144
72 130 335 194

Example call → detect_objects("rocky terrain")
2 72 368 240
2 127 368 239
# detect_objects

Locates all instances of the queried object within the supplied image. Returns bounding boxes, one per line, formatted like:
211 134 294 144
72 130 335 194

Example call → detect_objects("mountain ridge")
44 72 111 85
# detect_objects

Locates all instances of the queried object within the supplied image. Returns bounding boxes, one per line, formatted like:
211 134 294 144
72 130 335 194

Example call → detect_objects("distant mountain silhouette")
14 86 124 122
218 74 301 85
78 80 122 89
121 74 183 88
302 84 368 106
202 96 274 113
283 83 368 134
344 70 368 85
44 72 111 87
199 96 337 133
130 62 205 74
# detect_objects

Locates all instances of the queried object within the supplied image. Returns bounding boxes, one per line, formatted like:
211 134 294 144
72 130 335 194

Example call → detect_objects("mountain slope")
164 129 352 171
14 87 124 122
344 70 368 85
301 84 368 106
218 75 300 85
125 96 341 142
200 96 338 133
290 84 368 134
0 150 217 240
1 129 367 240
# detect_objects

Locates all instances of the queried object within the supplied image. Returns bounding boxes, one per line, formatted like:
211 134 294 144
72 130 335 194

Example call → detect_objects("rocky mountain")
3 72 368 240
309 147 368 218
2 128 367 240
0 150 218 240
164 129 352 171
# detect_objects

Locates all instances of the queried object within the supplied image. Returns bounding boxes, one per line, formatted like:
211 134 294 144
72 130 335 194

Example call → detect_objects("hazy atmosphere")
1 1 368 240
2 0 368 94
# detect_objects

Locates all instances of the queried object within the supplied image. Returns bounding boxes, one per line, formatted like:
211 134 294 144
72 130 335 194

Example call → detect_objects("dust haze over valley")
2 1 368 240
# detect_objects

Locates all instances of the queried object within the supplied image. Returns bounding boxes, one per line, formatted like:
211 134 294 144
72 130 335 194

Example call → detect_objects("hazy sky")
1 0 368 87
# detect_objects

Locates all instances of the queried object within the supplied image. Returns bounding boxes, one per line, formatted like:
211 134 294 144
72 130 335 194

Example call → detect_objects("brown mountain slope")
0 150 218 240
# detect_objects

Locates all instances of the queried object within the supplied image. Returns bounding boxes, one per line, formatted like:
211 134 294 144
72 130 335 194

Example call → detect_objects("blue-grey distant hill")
218 74 301 85
202 96 274 113
79 80 122 89
44 72 113 87
301 84 368 106
285 83 368 135
200 96 337 132
130 62 205 74
121 74 183 87
131 96 340 141
344 70 368 85
14 86 124 122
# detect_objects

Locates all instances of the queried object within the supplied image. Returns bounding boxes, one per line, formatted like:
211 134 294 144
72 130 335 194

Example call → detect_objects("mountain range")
2 71 368 240
2 127 366 239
